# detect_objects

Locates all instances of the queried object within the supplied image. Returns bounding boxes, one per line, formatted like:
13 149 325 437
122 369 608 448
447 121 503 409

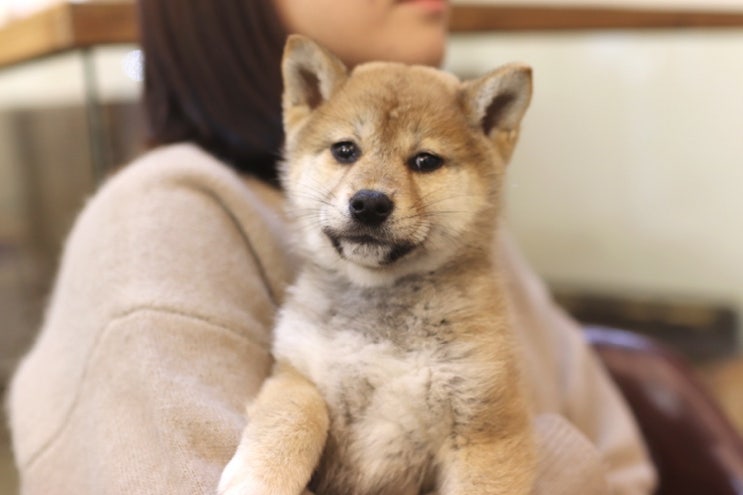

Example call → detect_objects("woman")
8 0 656 493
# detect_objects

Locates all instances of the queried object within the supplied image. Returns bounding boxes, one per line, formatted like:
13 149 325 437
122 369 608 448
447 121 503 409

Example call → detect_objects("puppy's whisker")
394 210 469 223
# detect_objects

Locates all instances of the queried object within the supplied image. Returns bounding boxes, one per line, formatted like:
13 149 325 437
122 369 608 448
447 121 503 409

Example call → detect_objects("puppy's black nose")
349 189 394 226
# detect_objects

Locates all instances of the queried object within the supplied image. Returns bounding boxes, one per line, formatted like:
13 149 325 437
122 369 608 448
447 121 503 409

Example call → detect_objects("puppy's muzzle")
349 189 394 227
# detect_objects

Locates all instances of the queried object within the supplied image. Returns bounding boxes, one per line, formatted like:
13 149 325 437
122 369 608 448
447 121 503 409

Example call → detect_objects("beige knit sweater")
8 144 656 494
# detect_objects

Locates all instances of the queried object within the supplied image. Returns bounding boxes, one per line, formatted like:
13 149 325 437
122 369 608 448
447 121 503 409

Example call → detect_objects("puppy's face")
280 36 532 286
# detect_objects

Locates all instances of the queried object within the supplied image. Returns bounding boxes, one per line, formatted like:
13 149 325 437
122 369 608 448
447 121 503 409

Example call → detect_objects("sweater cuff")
532 413 610 495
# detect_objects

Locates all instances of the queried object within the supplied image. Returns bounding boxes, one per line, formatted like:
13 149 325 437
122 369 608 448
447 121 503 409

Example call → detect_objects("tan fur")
219 363 329 495
220 35 536 495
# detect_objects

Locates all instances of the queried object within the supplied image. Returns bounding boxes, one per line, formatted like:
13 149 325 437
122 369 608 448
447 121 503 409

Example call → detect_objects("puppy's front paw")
218 449 259 495
217 470 263 495
218 447 305 495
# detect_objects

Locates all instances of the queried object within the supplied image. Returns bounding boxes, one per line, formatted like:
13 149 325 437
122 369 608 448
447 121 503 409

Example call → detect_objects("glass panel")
88 44 145 174
0 44 143 383
0 50 92 382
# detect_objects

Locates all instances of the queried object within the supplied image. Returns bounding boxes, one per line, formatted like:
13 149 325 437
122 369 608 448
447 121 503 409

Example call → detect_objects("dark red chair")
586 326 743 495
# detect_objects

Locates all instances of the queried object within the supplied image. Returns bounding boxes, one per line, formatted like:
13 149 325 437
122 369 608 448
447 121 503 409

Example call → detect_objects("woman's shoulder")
8 144 290 470
89 142 289 252
60 143 296 319
102 143 283 212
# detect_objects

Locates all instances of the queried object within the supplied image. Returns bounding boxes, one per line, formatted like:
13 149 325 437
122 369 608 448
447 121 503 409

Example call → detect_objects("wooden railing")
2 1 743 69
450 4 743 31
0 2 136 68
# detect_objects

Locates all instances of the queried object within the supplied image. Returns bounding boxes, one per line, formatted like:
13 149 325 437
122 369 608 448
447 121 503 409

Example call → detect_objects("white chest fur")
271 270 511 494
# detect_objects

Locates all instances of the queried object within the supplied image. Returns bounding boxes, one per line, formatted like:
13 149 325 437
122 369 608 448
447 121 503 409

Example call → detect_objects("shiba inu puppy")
219 35 535 495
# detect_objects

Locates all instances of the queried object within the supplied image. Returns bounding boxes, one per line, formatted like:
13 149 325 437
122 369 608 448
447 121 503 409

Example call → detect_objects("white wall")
446 29 743 317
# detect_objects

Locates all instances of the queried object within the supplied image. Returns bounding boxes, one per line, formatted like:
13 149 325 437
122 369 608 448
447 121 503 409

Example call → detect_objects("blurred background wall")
445 27 743 353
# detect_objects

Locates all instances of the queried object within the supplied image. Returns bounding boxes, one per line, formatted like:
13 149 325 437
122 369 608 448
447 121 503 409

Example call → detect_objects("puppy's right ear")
461 64 533 163
282 35 348 128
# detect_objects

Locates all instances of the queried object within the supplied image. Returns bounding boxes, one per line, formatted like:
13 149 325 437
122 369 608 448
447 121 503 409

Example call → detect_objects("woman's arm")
498 231 657 495
9 144 292 494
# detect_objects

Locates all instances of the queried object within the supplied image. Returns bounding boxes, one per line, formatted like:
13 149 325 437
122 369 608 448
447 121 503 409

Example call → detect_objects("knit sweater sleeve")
499 231 658 495
8 144 293 494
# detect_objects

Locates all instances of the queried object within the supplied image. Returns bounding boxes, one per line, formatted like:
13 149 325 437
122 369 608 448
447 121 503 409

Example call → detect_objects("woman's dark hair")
138 0 287 184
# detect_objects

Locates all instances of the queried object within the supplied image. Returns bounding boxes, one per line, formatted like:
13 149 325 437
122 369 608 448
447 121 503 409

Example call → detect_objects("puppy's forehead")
322 63 468 140
352 62 460 91
344 62 460 104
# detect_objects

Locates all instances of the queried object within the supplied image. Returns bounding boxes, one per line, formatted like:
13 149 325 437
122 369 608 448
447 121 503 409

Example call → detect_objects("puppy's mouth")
322 228 417 266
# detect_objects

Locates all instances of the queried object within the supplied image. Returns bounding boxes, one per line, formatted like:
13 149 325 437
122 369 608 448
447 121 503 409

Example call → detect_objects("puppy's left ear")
461 64 532 162
282 35 348 129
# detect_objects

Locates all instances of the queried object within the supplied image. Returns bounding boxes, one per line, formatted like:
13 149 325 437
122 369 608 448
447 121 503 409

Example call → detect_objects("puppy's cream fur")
220 35 535 495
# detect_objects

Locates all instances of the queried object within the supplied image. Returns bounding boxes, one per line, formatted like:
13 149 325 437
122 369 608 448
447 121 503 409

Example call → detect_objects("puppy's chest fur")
273 270 509 494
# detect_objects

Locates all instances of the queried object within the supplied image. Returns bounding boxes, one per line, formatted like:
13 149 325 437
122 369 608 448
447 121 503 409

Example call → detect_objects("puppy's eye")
408 152 444 173
331 141 360 164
